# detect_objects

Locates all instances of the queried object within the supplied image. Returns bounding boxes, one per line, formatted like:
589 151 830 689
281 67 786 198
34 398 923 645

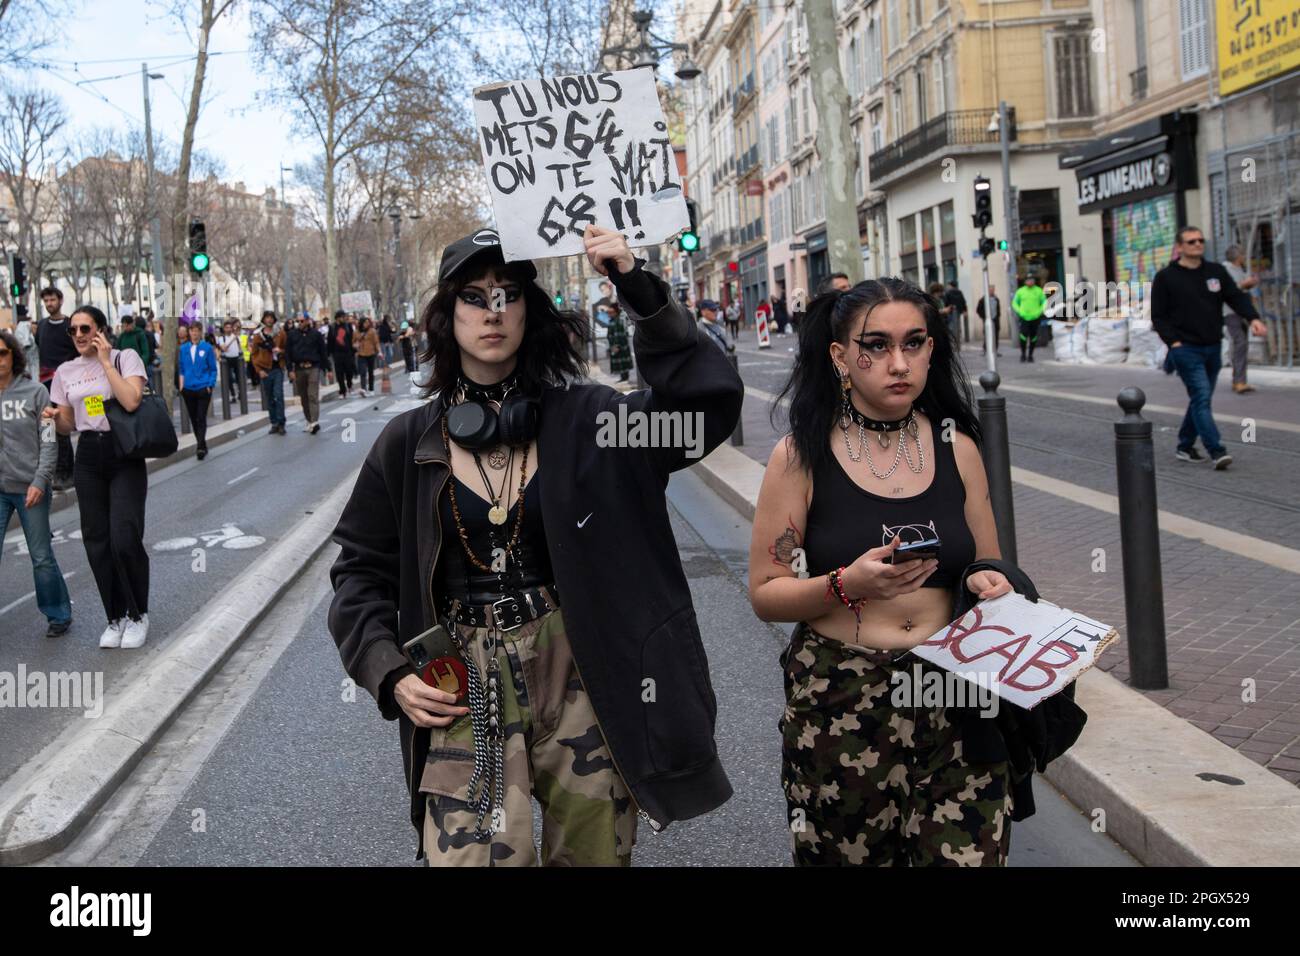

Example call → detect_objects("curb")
597 365 1300 867
0 475 355 865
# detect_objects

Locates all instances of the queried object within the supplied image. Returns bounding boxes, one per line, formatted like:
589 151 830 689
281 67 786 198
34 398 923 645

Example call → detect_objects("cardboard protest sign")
340 290 374 313
473 69 689 263
912 592 1117 710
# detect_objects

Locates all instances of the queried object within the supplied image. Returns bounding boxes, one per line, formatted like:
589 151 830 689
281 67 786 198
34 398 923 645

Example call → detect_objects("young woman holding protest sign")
329 223 742 866
748 278 1018 867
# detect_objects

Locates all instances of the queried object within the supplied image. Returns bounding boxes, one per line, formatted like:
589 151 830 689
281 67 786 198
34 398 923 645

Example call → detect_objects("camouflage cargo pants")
780 624 1012 866
420 608 637 866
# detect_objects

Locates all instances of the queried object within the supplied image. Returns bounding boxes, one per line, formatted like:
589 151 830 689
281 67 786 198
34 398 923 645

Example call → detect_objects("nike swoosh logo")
577 512 593 528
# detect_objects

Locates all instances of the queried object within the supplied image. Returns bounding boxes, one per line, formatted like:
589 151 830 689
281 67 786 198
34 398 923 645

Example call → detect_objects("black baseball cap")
438 227 538 284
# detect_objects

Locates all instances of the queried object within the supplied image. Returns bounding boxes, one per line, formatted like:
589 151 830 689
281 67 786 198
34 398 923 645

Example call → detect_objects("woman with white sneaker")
43 305 152 649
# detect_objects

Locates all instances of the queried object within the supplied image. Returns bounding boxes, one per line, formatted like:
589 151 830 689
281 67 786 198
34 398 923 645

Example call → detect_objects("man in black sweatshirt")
1150 226 1265 470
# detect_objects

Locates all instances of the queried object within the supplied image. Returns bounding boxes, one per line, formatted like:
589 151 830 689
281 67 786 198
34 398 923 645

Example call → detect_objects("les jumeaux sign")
1076 152 1173 211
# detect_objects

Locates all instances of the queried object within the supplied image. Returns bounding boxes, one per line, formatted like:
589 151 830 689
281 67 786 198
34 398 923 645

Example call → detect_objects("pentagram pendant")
488 505 508 525
487 448 508 470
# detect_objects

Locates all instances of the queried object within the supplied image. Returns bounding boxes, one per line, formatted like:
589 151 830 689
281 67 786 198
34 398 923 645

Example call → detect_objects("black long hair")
773 276 981 477
0 329 27 378
417 250 588 399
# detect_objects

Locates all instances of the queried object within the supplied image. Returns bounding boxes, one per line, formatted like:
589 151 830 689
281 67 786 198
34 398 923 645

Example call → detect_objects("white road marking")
327 398 372 415
227 467 259 486
380 398 425 415
0 571 76 616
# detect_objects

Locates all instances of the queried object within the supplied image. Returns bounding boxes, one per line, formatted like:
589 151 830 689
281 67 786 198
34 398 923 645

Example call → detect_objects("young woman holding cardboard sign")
748 278 1017 867
329 224 742 866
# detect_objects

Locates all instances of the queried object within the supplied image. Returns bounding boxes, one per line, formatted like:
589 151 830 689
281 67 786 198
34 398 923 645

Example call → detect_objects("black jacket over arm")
327 268 743 857
945 559 1088 821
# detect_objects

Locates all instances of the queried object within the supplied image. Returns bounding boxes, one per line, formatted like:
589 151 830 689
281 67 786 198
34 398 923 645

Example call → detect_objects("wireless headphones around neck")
444 375 539 450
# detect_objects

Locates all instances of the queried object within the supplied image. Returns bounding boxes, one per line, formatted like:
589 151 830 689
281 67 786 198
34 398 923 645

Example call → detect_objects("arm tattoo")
768 516 803 568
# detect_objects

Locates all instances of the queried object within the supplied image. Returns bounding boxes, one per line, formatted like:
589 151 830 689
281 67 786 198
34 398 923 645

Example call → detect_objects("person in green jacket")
115 315 154 369
1012 275 1046 362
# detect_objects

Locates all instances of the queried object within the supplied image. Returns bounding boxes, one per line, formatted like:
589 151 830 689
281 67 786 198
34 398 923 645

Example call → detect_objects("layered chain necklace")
840 404 925 481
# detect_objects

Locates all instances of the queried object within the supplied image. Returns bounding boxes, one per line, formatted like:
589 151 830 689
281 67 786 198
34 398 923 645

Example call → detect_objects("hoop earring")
856 353 872 370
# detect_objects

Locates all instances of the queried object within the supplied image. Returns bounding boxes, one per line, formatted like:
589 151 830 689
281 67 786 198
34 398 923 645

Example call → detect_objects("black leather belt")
442 585 559 632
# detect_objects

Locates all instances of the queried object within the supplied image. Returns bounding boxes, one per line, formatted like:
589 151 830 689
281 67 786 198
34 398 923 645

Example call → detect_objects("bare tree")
489 0 606 79
0 0 76 66
0 82 69 299
251 0 465 313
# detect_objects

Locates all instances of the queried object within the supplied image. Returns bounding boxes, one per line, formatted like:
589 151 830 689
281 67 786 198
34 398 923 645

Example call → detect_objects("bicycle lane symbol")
152 524 267 552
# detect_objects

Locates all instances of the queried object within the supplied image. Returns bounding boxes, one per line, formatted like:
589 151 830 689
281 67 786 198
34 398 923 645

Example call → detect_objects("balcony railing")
731 75 756 113
868 107 1016 181
1130 66 1148 100
737 144 759 174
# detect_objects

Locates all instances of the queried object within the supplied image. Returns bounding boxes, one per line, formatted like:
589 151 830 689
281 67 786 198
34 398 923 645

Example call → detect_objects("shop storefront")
1061 111 1198 286
805 230 828 293
740 245 769 323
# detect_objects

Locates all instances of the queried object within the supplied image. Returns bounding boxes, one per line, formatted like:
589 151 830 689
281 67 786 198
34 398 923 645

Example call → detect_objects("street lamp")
602 10 701 82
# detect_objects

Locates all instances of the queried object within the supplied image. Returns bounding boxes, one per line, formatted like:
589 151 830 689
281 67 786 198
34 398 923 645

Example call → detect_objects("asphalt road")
51 457 1134 866
0 376 424 783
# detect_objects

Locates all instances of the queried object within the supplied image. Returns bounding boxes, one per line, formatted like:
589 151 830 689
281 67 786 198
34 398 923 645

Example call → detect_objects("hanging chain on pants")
459 630 505 841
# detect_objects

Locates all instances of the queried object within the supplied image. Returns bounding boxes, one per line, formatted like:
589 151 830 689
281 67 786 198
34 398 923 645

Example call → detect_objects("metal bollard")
219 359 232 421
1114 387 1169 689
237 357 249 415
728 350 744 447
977 371 1017 565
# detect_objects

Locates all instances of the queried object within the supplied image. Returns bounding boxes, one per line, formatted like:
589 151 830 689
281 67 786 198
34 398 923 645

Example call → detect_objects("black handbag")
105 352 179 460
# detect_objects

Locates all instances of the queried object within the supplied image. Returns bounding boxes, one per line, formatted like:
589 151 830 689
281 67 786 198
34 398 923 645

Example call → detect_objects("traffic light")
188 219 210 274
979 237 996 258
6 252 28 300
972 176 993 229
678 198 700 254
554 291 564 307
997 239 1010 252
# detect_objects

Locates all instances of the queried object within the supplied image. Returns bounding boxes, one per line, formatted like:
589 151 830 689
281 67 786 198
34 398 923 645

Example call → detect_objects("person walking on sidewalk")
749 278 1017 866
605 300 633 382
45 306 151 649
354 315 380 396
697 299 732 354
975 284 1002 355
217 320 243 404
378 313 395 368
329 311 356 398
249 311 288 434
1011 275 1046 362
13 310 38 380
287 313 325 434
178 320 218 460
724 298 741 340
34 287 78 489
328 224 742 866
1222 245 1262 394
1152 226 1265 470
398 320 417 373
943 280 968 344
115 314 153 369
0 329 73 638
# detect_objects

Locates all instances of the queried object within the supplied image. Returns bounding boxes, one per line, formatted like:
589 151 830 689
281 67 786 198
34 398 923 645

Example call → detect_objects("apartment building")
677 0 1117 322
1064 0 1299 317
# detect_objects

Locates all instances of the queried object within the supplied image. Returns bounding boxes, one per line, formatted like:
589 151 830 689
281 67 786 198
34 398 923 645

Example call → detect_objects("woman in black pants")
45 306 153 649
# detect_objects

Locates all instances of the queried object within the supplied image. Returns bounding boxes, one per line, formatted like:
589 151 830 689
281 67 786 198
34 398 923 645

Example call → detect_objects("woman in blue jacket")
178 321 219 460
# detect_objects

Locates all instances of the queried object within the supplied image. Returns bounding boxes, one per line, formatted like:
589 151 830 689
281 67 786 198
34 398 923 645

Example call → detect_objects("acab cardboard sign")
473 69 689 263
912 592 1118 710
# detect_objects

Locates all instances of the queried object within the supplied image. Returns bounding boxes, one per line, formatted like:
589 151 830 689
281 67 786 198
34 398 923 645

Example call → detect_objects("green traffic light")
998 240 1009 251
8 283 19 297
679 231 700 253
191 252 210 272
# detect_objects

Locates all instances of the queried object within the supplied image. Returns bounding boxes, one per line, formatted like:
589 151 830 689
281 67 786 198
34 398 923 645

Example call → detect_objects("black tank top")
436 473 552 604
804 417 975 589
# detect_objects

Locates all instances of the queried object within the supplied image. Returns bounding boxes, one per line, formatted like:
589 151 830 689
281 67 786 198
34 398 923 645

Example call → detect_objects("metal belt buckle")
491 596 524 631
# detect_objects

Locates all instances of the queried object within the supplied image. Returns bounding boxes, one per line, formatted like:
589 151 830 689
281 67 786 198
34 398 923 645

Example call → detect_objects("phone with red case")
401 623 469 705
